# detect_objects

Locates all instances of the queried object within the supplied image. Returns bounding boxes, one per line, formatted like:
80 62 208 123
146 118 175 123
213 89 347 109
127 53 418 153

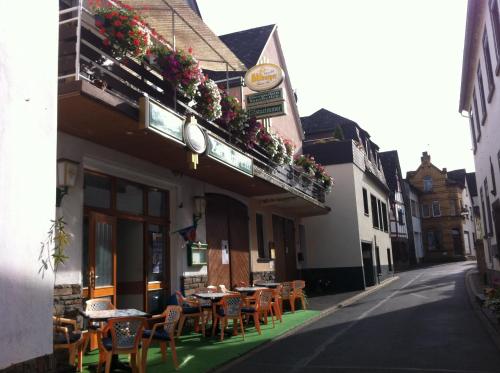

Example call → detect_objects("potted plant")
194 78 222 121
216 93 247 135
256 126 278 159
283 139 295 165
92 1 150 59
149 45 204 100
241 116 262 150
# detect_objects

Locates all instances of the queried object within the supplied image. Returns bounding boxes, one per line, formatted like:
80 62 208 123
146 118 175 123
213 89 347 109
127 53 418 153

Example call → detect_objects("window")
411 199 418 217
387 248 393 272
116 179 144 215
148 189 166 217
469 115 477 153
432 201 441 217
378 200 383 230
427 230 442 251
491 157 497 196
256 213 267 258
480 187 488 235
381 202 389 232
483 30 495 100
362 188 369 215
449 200 456 216
478 65 488 124
375 246 381 275
398 208 404 225
371 195 379 228
423 176 433 192
84 172 111 209
489 0 500 72
473 91 482 140
422 204 431 218
485 178 494 235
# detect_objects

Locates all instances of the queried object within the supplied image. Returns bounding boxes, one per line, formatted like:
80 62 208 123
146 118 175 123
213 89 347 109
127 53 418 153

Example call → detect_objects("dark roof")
219 25 276 69
379 151 400 195
466 172 478 196
448 169 467 187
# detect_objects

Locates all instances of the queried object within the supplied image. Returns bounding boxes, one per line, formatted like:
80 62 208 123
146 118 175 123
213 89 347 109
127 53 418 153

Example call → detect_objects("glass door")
146 224 167 314
88 212 116 303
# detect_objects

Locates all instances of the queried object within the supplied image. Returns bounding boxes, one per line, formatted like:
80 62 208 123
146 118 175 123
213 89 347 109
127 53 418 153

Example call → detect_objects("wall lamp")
193 195 206 222
56 159 79 207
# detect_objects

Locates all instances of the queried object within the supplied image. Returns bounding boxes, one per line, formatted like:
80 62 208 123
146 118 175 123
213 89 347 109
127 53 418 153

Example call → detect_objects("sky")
197 0 474 175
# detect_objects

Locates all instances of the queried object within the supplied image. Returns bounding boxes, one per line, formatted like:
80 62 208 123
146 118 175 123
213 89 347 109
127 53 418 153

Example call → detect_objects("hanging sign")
246 88 284 107
244 63 285 92
221 240 229 265
139 96 185 144
183 116 207 155
246 101 287 119
207 135 253 176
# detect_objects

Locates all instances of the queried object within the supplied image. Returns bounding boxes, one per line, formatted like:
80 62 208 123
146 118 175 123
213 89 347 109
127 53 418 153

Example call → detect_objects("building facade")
459 0 500 284
407 153 476 261
380 151 411 270
300 109 394 292
405 181 425 263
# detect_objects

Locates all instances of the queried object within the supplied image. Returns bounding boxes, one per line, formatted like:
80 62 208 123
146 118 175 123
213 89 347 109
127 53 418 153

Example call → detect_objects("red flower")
113 20 122 27
133 39 140 46
103 38 110 46
116 31 124 39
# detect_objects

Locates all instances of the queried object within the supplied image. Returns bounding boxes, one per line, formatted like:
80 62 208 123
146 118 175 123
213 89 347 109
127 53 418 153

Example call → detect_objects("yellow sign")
244 63 285 92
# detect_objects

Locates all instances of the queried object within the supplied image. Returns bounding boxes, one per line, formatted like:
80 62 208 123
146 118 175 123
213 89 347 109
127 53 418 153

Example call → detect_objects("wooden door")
88 212 116 304
206 194 250 288
284 218 298 280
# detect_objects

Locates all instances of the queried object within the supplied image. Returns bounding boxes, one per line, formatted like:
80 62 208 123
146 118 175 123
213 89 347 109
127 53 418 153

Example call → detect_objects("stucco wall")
0 1 58 368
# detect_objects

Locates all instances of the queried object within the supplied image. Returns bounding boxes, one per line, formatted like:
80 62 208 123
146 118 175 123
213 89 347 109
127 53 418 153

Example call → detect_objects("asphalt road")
219 262 500 373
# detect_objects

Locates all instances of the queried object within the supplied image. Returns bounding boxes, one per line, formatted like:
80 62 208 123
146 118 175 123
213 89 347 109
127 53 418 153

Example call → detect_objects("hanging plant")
273 136 286 165
283 139 295 165
215 93 247 134
241 116 262 150
150 45 204 100
294 154 316 176
257 126 278 158
92 1 150 59
194 78 222 121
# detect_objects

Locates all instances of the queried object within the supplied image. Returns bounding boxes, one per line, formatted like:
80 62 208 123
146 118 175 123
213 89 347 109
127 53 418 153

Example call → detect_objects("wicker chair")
97 316 145 373
212 293 245 341
84 298 115 352
241 289 275 334
175 291 205 337
53 316 87 372
142 306 182 372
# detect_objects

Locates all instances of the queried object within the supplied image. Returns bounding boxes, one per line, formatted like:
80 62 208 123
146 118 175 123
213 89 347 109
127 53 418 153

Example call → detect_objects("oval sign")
244 63 285 92
184 120 207 154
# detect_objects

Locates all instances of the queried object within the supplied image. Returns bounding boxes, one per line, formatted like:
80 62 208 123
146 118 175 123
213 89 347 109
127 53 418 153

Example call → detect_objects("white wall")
409 188 424 261
303 163 362 268
461 180 477 257
0 2 58 368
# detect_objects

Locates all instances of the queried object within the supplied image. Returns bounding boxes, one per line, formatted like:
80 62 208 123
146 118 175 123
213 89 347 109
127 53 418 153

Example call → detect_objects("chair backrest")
257 289 274 310
162 306 182 336
108 316 145 353
293 280 306 295
273 284 283 299
281 282 293 298
85 298 114 311
221 294 242 318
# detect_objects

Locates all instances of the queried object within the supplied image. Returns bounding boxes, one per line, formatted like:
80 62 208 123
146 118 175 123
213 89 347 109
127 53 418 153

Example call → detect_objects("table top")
80 308 149 321
234 287 267 292
194 292 227 300
255 282 281 288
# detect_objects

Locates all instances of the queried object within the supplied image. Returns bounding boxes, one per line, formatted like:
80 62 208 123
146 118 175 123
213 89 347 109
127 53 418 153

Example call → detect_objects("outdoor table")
255 282 281 289
193 292 232 337
234 286 266 295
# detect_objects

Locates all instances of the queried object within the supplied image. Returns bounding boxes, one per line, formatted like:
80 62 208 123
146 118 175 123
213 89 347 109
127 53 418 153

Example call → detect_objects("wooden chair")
175 291 205 337
97 316 145 373
241 289 275 335
212 293 245 341
84 298 115 352
271 284 283 322
282 280 307 312
141 306 182 372
53 316 87 372
280 281 293 312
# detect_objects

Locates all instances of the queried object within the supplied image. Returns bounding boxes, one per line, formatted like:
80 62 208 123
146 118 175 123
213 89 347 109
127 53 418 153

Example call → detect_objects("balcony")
57 0 329 216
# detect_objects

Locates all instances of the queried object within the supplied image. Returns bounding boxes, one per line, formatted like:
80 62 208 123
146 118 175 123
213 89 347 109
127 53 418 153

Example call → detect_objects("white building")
300 109 394 292
459 0 500 283
405 182 425 263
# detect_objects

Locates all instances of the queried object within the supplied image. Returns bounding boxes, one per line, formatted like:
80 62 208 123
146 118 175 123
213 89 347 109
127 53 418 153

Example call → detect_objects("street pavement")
219 262 500 373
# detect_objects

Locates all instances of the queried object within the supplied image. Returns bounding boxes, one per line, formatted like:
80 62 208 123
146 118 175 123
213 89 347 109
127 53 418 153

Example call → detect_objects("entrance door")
273 215 298 281
88 212 116 303
206 194 250 288
452 229 462 256
361 242 375 287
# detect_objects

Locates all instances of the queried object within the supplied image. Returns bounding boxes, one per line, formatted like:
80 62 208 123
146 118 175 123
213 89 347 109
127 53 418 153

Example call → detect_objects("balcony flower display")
194 78 222 121
283 139 295 165
92 1 149 59
256 126 277 158
216 93 247 134
294 154 317 176
314 163 334 190
242 116 262 150
150 45 204 100
273 136 286 165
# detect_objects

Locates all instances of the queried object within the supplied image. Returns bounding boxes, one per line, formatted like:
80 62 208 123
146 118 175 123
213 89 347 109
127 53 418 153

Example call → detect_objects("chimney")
442 168 447 173
421 151 431 164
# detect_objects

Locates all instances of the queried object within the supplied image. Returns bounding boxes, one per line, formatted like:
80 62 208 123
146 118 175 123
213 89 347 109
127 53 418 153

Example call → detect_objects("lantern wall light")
56 159 79 207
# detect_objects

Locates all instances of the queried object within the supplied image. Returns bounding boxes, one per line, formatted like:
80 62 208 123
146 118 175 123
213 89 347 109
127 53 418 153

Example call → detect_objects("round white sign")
184 121 207 154
244 63 285 92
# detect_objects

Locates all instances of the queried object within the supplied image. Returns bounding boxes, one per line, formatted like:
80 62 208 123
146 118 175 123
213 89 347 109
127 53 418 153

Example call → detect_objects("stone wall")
1 355 56 373
53 284 82 318
181 275 208 296
252 271 276 283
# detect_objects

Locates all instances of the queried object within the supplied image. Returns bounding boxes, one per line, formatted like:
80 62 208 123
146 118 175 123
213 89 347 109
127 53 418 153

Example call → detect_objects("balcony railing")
57 0 327 203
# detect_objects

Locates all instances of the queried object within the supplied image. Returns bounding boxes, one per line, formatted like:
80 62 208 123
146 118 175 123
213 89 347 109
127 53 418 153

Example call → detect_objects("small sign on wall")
221 240 229 264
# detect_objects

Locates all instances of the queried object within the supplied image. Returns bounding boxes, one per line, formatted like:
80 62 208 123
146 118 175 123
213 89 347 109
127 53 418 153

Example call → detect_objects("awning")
125 0 247 72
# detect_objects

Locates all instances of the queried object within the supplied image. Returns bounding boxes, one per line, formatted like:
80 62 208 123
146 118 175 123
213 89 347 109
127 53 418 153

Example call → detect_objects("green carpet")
82 310 319 372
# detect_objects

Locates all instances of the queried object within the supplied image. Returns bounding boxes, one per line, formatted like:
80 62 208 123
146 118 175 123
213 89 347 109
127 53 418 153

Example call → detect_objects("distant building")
300 109 394 292
405 181 425 263
407 152 476 261
380 151 411 270
459 0 500 284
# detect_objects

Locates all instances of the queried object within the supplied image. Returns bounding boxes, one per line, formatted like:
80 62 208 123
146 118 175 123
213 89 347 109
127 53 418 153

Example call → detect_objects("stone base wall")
181 275 208 296
53 284 82 318
2 354 56 373
252 271 276 283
